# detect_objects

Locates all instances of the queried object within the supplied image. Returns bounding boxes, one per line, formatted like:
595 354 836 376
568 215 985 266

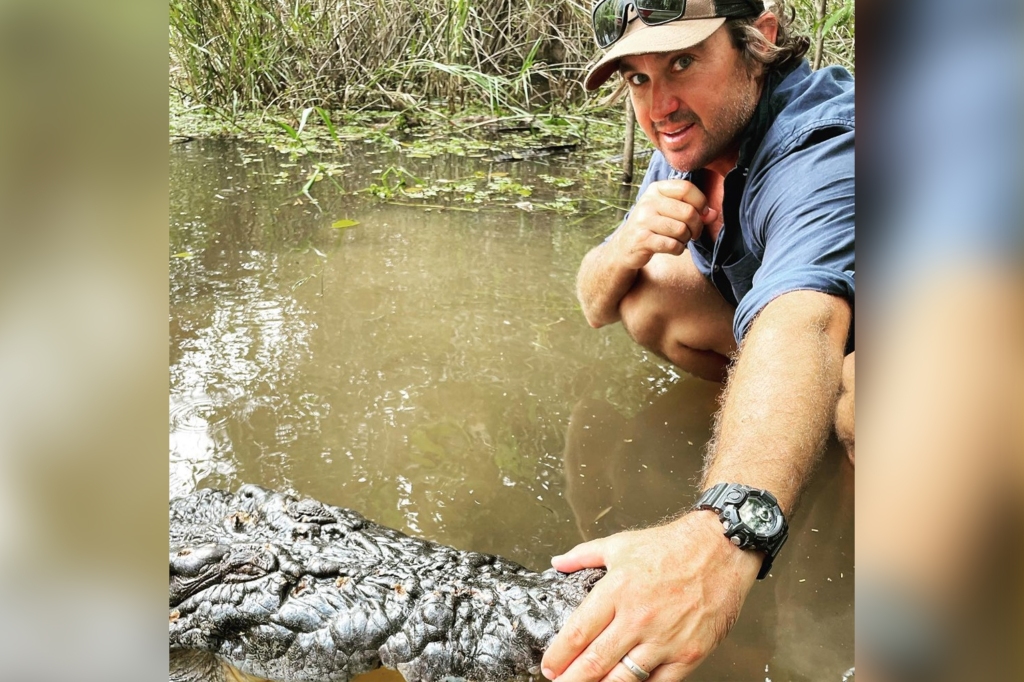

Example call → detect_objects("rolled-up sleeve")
733 125 855 346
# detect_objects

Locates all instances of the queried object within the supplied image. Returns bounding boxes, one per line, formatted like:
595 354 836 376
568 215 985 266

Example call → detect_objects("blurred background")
0 0 1020 680
854 0 1024 680
0 0 168 678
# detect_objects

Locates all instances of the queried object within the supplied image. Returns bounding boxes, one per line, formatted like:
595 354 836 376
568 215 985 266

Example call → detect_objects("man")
540 2 854 681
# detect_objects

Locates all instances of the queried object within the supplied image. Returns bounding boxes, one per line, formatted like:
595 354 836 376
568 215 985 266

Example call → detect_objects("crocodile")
169 484 604 682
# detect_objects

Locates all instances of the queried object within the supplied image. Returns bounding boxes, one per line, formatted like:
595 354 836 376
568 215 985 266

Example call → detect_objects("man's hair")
726 0 810 73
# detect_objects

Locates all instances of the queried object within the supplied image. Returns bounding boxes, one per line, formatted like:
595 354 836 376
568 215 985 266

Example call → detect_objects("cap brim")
584 17 726 91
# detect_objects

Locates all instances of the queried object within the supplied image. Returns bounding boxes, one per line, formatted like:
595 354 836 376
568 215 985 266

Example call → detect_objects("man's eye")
673 55 694 70
627 73 647 86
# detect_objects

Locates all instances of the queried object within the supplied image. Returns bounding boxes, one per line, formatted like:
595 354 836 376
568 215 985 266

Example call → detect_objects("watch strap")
695 483 788 580
695 482 733 510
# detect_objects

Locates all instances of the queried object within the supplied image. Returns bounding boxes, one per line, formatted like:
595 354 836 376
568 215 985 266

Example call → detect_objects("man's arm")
541 289 851 682
701 289 850 511
577 180 718 328
575 242 641 328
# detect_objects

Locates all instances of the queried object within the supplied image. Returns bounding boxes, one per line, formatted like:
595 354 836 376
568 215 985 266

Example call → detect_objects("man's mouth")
658 123 694 144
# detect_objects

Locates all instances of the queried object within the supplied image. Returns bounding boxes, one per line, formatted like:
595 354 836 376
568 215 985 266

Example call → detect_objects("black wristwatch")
695 483 789 579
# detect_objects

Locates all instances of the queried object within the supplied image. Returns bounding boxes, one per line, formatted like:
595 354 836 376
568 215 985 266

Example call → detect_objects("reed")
789 0 856 73
170 0 855 114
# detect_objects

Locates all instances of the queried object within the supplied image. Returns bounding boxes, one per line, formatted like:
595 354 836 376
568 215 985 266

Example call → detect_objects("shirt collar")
736 60 802 170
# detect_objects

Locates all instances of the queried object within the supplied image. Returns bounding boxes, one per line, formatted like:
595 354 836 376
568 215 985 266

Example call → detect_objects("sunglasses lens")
635 0 686 24
592 0 626 48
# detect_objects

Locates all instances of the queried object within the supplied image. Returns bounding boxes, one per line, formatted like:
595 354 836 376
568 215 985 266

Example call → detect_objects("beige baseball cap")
584 0 764 91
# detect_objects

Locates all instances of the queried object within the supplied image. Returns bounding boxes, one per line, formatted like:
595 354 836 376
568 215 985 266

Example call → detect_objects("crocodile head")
169 485 604 682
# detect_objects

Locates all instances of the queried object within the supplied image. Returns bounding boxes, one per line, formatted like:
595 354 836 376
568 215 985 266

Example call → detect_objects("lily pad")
331 219 360 229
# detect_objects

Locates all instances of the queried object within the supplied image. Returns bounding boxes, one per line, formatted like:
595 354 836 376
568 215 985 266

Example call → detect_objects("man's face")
619 25 762 175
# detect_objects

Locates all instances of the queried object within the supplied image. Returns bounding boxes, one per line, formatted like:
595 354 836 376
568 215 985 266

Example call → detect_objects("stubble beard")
662 71 762 174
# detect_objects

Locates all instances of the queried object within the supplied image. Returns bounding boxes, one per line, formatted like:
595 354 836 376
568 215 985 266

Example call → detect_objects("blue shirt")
625 60 855 348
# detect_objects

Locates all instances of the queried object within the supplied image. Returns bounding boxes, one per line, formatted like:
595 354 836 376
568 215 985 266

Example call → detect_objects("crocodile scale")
170 485 604 682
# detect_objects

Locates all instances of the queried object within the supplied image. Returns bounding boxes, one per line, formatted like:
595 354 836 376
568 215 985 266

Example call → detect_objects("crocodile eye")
291 524 321 541
323 526 344 540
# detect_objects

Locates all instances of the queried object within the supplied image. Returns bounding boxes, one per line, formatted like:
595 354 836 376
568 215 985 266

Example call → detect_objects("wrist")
692 483 789 580
605 233 648 272
692 508 763 570
676 510 762 585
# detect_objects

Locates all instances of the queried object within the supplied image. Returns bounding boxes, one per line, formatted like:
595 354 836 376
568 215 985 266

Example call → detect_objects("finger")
557 622 640 682
541 578 617 678
651 214 693 244
644 233 686 257
645 198 704 242
640 662 688 682
600 646 660 682
551 537 610 573
647 179 708 213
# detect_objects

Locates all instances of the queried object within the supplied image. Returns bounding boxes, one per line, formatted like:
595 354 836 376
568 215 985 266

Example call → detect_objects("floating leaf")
331 219 360 229
171 251 193 259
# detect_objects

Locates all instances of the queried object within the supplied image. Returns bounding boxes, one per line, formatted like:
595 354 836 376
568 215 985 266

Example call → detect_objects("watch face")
739 496 780 537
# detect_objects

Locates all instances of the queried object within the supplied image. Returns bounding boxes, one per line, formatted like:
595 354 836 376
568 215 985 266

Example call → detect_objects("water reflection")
168 392 234 497
169 139 852 681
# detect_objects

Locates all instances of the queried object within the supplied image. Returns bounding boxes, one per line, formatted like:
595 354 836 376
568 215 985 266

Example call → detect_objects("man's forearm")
576 179 716 328
701 290 851 515
575 243 639 328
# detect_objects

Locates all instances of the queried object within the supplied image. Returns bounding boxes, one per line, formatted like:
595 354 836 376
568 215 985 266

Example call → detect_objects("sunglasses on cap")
591 0 765 50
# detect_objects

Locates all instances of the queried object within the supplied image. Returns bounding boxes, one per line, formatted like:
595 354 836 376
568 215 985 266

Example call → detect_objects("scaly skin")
170 485 604 682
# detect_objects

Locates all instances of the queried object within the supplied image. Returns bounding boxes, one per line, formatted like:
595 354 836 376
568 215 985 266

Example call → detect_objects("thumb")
551 539 609 572
701 205 719 224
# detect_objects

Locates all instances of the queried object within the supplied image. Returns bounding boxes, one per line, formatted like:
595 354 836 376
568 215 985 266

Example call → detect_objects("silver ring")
621 654 650 682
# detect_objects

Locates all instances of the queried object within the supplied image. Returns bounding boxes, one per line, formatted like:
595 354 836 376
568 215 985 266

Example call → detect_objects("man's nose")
648 79 681 123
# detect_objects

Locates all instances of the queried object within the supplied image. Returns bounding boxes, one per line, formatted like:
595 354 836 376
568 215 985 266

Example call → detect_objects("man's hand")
576 180 719 328
607 180 719 271
541 511 760 682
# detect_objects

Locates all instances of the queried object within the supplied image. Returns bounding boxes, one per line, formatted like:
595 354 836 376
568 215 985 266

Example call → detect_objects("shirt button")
713 265 721 272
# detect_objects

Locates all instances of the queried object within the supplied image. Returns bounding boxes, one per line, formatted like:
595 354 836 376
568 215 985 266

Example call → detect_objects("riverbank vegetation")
170 0 854 210
171 0 853 131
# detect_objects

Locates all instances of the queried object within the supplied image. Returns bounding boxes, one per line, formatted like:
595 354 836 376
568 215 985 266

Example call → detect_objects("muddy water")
169 139 853 681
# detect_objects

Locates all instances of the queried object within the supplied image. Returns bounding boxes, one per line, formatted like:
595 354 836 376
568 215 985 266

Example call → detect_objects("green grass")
170 0 855 117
